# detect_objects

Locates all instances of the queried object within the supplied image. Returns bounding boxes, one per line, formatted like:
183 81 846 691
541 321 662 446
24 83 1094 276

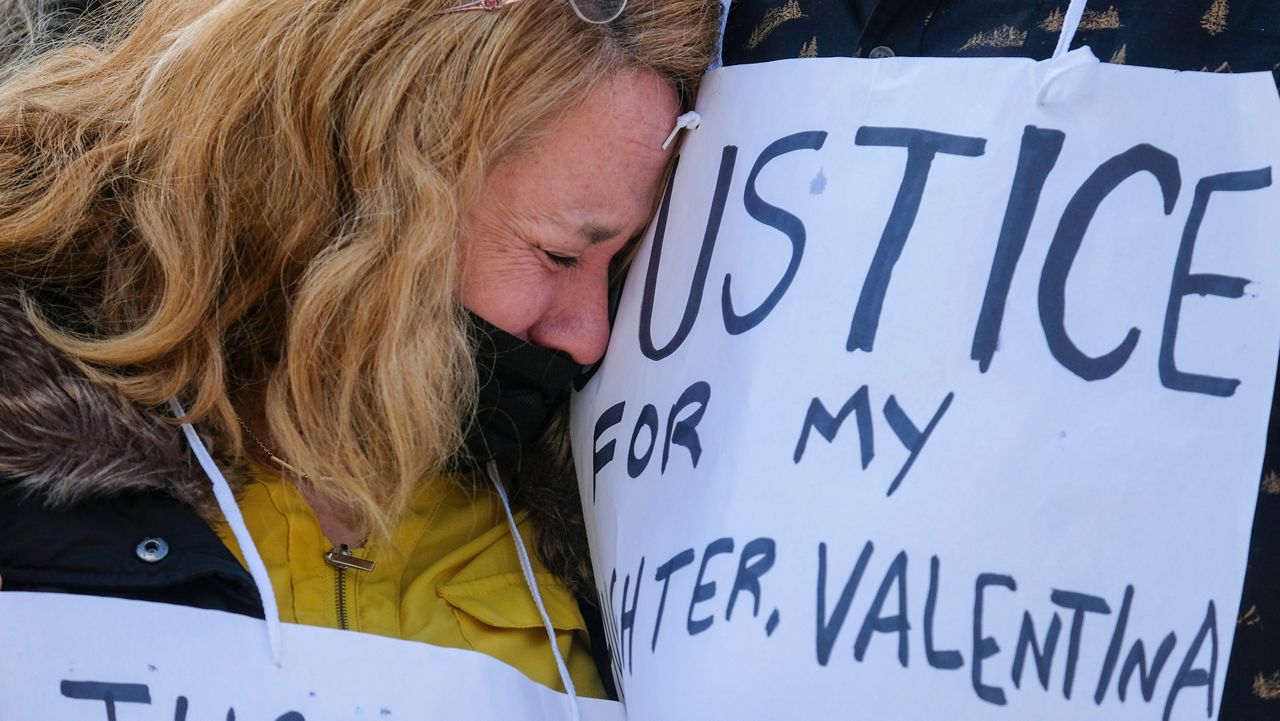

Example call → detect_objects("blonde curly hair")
0 0 721 535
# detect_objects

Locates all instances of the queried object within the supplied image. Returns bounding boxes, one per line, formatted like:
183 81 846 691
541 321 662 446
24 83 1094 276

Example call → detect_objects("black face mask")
453 314 584 470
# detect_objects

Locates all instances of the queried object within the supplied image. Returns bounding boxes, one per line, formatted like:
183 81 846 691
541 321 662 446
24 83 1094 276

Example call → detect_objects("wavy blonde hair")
0 0 721 535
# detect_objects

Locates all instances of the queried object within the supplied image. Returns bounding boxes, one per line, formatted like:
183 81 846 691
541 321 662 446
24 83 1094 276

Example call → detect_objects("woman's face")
459 71 679 365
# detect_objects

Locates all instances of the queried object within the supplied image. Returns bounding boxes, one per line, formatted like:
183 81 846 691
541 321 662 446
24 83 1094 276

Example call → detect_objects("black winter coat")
0 284 263 615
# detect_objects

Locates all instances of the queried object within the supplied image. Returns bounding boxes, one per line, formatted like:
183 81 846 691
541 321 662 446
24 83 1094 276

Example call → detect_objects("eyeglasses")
439 0 626 25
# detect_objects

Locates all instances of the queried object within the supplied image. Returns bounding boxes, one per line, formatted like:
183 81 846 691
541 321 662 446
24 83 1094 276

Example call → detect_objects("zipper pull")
323 544 376 572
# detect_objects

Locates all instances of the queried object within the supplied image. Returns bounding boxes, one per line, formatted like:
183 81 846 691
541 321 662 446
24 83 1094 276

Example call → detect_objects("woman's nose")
530 270 612 365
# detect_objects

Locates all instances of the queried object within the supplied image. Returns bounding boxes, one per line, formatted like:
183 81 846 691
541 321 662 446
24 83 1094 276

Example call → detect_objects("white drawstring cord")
167 400 583 701
661 110 702 150
168 397 284 667
1038 0 1096 105
1052 0 1089 60
486 461 582 721
1035 46 1098 105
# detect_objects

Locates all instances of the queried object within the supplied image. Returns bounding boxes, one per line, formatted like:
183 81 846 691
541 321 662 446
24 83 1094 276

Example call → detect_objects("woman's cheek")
472 270 561 340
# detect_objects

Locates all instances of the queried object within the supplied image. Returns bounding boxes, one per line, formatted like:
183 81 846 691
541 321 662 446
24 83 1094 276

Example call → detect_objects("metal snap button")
868 45 896 59
136 537 169 563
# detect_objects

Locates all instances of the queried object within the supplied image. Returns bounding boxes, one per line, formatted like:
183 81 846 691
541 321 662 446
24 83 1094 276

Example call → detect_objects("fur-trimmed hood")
0 282 592 594
0 285 217 510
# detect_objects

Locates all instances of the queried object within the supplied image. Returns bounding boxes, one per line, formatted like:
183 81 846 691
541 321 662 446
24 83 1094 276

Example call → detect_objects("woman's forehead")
481 73 678 240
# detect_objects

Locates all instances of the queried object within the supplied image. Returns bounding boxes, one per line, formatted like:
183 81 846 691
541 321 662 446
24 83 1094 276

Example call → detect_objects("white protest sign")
572 51 1280 721
0 592 624 720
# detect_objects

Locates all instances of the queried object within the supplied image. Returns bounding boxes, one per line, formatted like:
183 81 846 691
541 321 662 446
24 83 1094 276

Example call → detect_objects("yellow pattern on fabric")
1254 671 1280 700
746 0 805 51
1040 8 1065 31
213 464 606 698
1239 604 1261 628
1263 471 1280 495
957 25 1027 52
1202 0 1230 35
1040 7 1122 32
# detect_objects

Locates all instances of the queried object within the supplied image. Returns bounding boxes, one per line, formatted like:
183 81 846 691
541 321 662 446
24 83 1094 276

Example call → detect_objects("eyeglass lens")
569 0 626 24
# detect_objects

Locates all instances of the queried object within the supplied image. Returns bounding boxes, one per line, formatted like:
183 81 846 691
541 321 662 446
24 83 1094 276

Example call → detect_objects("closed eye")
544 249 580 269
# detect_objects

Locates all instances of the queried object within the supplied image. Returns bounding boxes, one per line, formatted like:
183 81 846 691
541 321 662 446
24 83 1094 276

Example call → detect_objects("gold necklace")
233 412 376 568
233 412 310 479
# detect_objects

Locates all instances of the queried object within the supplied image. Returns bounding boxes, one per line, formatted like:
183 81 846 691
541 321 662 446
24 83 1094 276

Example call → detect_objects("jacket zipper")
334 565 348 630
323 544 375 631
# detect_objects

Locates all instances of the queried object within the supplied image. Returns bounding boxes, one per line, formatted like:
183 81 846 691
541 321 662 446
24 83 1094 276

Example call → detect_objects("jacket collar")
0 281 592 598
0 282 223 511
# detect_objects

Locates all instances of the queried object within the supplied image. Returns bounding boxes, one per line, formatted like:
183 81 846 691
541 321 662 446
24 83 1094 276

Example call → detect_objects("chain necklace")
233 412 310 479
233 412 375 564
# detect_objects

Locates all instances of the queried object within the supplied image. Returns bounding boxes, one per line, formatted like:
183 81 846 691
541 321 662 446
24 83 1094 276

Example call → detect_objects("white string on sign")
1053 0 1090 60
661 110 702 150
486 460 583 721
168 397 284 666
1037 0 1098 105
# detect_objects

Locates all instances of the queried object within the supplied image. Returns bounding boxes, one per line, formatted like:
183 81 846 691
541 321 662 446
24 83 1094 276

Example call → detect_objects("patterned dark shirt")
723 1 1280 718
725 0 1280 89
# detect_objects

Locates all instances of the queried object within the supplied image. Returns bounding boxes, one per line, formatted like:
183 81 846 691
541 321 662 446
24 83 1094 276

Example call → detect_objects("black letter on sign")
662 381 711 472
61 681 151 721
726 537 777 622
973 573 1017 705
639 149 737 360
848 127 987 352
924 555 964 670
651 548 695 653
1094 585 1135 704
688 538 735 635
619 558 645 674
1160 168 1271 397
816 541 875 666
1050 589 1112 700
627 404 659 478
1011 611 1063 691
1163 600 1218 721
725 131 828 334
971 126 1067 372
794 387 874 467
1119 632 1178 702
592 401 625 502
1038 144 1181 381
883 392 954 497
854 550 911 667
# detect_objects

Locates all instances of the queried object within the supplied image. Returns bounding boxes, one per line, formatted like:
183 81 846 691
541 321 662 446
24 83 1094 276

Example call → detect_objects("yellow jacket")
214 465 605 697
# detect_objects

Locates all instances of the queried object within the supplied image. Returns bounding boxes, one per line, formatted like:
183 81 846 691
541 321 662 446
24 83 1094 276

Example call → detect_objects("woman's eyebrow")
581 223 621 245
